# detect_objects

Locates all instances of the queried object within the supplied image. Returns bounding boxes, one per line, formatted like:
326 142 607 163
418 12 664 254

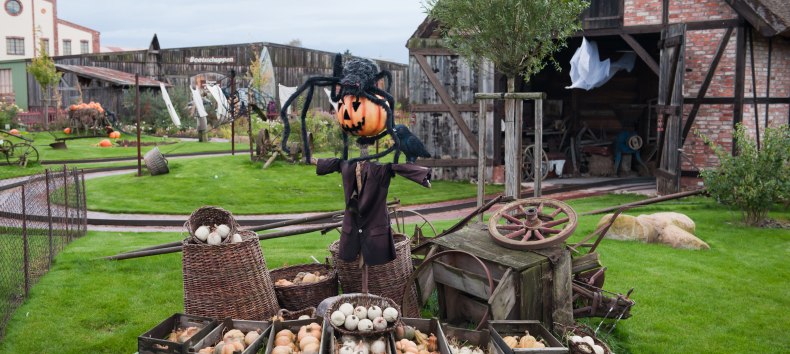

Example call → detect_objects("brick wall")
625 0 736 26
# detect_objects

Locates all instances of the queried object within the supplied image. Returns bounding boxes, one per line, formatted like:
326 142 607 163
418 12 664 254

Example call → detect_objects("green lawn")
84 155 501 214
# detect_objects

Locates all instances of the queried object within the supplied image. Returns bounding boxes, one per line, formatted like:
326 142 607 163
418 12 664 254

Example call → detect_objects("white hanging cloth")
190 86 208 118
324 88 338 111
566 37 636 90
206 84 228 120
278 84 298 114
159 83 181 127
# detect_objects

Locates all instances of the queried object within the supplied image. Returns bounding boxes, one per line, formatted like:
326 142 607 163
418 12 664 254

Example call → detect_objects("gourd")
367 306 382 320
502 336 518 348
98 139 112 147
272 345 293 354
302 342 320 354
299 335 319 350
63 127 71 134
339 303 355 316
244 330 260 346
223 329 245 343
344 315 360 330
372 317 387 330
357 319 374 332
331 310 347 326
382 307 399 322
354 306 368 319
518 333 536 348
194 226 210 242
334 95 388 137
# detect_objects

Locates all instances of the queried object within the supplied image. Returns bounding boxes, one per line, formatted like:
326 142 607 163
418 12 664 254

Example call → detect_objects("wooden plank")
409 47 457 56
416 158 478 167
477 98 487 217
576 19 738 37
474 92 546 100
656 23 686 195
733 24 746 154
620 34 660 76
457 293 489 326
533 98 542 197
430 224 548 271
551 250 574 327
432 261 492 300
488 268 516 320
519 264 544 321
417 245 438 304
413 53 479 151
411 104 490 112
571 252 602 274
682 27 733 144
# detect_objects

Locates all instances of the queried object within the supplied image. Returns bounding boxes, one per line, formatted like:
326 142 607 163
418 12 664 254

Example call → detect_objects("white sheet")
566 37 636 90
278 84 298 114
159 83 181 127
190 86 208 118
206 84 228 120
324 88 338 111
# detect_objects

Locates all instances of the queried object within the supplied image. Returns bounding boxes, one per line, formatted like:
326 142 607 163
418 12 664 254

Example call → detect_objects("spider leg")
373 70 393 92
299 85 316 163
370 87 401 163
279 77 339 154
342 132 349 160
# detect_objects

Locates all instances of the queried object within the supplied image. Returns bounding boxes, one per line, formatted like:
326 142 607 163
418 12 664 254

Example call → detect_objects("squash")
276 329 295 341
502 336 518 349
224 329 245 343
275 335 294 347
335 95 388 137
63 127 71 134
518 332 536 348
8 129 19 135
98 139 112 147
302 342 320 354
299 335 319 350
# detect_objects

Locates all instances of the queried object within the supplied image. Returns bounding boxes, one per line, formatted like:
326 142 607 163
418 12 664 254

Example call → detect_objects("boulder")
640 212 696 234
597 214 657 242
656 224 710 250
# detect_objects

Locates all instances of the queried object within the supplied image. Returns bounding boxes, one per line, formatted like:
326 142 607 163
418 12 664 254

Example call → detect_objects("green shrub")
0 97 22 128
699 123 790 225
120 88 193 135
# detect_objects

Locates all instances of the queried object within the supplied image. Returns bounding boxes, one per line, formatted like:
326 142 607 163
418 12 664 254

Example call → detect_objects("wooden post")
534 98 543 197
231 119 235 155
748 27 760 149
504 78 521 199
765 37 772 129
477 98 487 222
733 23 746 155
135 74 142 176
22 185 29 297
45 169 53 264
62 165 69 240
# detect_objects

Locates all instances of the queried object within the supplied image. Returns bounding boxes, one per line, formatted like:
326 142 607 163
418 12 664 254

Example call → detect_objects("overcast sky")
58 1 429 63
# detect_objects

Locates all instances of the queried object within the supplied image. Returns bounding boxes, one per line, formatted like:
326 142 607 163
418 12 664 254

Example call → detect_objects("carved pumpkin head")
335 95 388 137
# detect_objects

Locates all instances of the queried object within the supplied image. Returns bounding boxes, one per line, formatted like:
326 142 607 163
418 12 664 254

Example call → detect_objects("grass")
0 195 788 353
84 155 501 215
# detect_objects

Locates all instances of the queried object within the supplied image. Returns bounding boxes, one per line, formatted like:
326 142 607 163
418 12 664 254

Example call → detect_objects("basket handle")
402 250 495 331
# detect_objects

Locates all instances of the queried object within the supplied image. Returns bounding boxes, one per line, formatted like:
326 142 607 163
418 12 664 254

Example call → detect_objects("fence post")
45 169 53 265
72 168 82 236
81 170 87 235
62 165 70 241
22 185 29 297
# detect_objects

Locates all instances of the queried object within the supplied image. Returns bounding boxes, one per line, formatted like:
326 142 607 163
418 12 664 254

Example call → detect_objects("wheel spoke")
543 217 569 228
504 228 527 239
549 208 563 218
540 227 561 234
497 225 523 231
534 229 545 240
537 202 543 213
521 230 533 241
503 214 522 225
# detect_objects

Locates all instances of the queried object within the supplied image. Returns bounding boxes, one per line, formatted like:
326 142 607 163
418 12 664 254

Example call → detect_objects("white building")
0 0 99 61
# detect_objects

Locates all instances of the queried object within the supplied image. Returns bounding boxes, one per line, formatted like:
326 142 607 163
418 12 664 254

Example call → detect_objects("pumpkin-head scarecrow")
279 54 401 163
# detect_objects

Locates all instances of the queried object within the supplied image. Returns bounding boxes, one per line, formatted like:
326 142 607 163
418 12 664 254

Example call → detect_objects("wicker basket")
184 206 241 244
325 293 401 337
270 263 339 311
144 147 169 176
182 230 279 320
330 233 419 317
277 307 316 321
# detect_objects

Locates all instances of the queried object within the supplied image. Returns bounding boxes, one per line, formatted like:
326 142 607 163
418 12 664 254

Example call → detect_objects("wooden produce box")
322 324 397 354
423 224 573 329
138 313 218 354
441 325 494 354
400 317 449 354
266 317 325 354
190 318 271 354
488 321 566 354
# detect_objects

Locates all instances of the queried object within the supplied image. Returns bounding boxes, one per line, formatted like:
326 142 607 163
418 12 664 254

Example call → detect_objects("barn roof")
54 64 169 87
715 0 787 37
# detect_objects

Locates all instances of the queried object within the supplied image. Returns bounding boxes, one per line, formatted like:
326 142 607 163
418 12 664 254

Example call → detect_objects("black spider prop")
279 54 401 163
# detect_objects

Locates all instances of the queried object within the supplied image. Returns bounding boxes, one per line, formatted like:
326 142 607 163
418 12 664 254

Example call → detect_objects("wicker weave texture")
143 147 169 176
329 234 419 317
184 206 241 244
183 231 279 320
326 294 401 337
270 263 339 311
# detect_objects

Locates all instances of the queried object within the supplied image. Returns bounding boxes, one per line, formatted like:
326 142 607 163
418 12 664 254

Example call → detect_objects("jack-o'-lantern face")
335 95 388 137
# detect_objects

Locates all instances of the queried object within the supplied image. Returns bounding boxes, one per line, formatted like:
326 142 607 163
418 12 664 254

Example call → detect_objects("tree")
287 39 302 47
27 38 62 130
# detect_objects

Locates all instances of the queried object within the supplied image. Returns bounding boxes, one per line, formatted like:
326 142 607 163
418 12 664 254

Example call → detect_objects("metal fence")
0 167 87 338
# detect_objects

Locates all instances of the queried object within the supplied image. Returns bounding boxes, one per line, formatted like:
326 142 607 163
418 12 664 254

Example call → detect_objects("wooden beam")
413 53 479 151
475 92 546 100
416 158 479 168
681 26 733 144
411 103 491 112
409 47 456 56
620 33 660 75
733 24 746 155
684 96 790 104
576 19 739 37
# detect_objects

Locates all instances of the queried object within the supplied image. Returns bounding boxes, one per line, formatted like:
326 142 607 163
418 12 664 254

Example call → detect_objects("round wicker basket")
329 233 419 317
270 263 339 311
184 206 241 244
325 293 401 337
182 230 279 320
143 147 169 176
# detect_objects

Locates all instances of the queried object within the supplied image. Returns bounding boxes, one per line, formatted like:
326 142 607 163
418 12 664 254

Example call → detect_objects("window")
4 0 22 16
80 40 89 54
63 40 71 55
41 38 49 55
6 37 24 55
0 69 12 94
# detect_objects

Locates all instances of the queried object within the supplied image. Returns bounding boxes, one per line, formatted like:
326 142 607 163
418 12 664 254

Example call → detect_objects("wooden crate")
488 321 566 354
190 318 271 354
422 223 573 329
441 326 494 354
401 318 449 354
321 317 396 354
138 313 217 354
266 317 326 354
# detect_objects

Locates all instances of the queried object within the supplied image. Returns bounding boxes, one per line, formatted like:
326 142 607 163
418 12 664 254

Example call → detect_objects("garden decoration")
279 54 400 164
67 102 113 136
0 129 39 167
393 125 431 163
487 198 578 250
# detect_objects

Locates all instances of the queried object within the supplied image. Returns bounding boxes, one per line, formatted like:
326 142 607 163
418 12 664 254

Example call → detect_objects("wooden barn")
17 35 408 124
408 0 789 195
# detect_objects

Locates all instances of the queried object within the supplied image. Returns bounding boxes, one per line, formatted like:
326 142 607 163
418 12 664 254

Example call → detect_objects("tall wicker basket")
182 230 279 320
329 233 419 317
144 147 169 176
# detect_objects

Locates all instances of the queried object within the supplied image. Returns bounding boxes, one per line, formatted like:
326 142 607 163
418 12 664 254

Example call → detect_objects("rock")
597 214 657 242
656 225 710 250
640 212 696 234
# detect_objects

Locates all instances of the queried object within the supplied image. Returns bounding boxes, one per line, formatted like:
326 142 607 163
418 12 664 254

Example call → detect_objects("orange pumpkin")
9 129 20 135
98 139 112 147
64 127 71 134
109 131 121 139
335 95 388 137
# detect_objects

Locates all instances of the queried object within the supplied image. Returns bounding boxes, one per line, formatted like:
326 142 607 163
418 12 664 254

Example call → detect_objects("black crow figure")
394 124 431 163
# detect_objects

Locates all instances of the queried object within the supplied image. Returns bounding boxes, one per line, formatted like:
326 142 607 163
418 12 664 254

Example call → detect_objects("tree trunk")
43 86 50 130
504 77 522 198
197 115 208 142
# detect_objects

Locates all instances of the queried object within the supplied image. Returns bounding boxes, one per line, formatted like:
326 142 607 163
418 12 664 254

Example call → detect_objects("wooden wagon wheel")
388 209 437 247
488 198 578 250
522 144 549 181
627 135 643 150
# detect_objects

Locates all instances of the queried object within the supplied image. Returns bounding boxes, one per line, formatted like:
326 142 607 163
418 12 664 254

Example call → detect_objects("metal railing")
0 166 87 338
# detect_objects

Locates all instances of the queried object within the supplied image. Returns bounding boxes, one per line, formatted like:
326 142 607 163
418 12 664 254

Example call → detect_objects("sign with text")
187 57 234 64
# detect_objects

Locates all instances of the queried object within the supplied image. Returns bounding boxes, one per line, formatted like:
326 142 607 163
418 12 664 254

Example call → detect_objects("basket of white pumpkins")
327 294 402 337
185 206 243 245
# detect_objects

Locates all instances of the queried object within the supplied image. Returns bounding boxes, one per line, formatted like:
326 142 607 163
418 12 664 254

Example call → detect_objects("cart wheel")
627 135 643 150
522 144 549 181
488 198 578 250
1 139 12 156
7 143 39 167
389 209 437 246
